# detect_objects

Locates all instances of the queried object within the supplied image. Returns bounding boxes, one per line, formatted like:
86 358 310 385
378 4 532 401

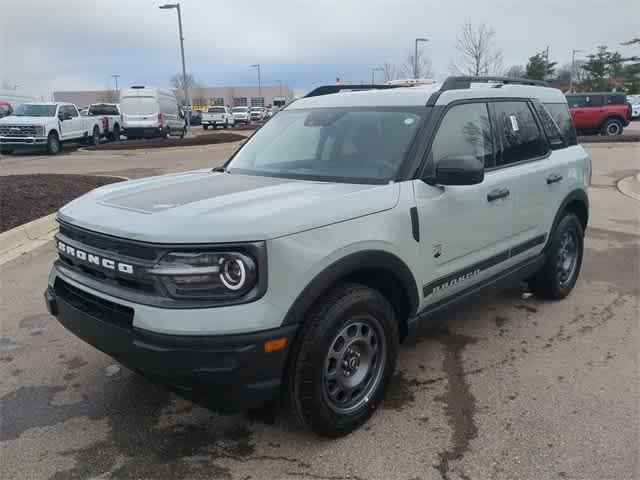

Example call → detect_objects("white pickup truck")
201 106 235 129
0 102 102 155
87 103 122 141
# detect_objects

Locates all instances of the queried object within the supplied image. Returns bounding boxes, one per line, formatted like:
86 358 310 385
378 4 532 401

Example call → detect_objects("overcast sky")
1 0 638 97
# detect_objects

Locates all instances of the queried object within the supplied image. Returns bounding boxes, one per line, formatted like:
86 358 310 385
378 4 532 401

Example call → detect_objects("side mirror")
58 113 65 121
429 156 484 186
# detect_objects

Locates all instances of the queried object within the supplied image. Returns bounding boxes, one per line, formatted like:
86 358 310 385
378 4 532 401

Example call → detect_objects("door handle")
487 188 510 202
546 174 563 185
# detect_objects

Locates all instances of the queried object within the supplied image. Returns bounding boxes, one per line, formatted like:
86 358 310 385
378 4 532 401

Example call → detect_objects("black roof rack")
426 76 549 105
305 84 400 98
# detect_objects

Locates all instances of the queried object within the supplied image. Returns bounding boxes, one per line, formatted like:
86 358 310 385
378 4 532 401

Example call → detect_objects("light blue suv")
45 77 590 436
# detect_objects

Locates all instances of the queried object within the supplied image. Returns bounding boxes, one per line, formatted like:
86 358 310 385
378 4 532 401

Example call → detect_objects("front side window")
228 107 428 183
429 102 494 168
493 101 547 166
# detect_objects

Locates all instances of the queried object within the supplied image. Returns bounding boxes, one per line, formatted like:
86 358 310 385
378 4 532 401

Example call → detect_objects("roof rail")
305 84 400 98
426 76 548 105
441 76 548 90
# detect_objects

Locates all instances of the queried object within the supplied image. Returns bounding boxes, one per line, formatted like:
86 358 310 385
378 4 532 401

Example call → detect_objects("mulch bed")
0 174 123 233
84 132 245 151
579 134 640 143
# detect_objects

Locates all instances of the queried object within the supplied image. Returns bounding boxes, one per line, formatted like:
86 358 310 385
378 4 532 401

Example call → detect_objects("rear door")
414 101 519 305
488 100 555 260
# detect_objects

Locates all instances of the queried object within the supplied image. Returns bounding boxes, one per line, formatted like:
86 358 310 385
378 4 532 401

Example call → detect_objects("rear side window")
544 103 578 146
532 101 564 149
429 102 494 168
566 95 604 108
492 101 547 166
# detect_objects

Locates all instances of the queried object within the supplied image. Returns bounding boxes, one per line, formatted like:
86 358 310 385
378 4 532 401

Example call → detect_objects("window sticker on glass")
510 115 519 132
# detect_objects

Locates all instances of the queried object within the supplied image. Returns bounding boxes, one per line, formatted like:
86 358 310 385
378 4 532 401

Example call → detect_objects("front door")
414 101 517 308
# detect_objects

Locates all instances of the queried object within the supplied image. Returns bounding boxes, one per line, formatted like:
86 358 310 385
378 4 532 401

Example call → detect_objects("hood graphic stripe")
100 173 289 214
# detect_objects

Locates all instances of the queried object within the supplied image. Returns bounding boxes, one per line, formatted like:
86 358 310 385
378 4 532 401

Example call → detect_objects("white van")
120 86 185 139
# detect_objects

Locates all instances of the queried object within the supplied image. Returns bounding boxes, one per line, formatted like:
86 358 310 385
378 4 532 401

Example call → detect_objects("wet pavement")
0 142 638 480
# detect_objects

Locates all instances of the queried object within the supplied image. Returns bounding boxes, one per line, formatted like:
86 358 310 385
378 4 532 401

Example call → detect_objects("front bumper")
45 279 298 412
0 136 47 145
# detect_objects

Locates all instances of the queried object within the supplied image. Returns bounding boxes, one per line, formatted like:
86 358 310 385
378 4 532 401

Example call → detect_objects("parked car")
87 103 122 141
566 92 631 136
0 102 102 154
46 76 590 437
0 100 13 118
185 109 202 126
250 106 266 121
628 95 640 120
231 106 251 125
201 106 235 129
120 86 185 139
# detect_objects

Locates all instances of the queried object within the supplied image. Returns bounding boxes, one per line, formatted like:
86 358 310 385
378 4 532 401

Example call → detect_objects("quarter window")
532 101 564 149
544 103 578 146
429 102 494 168
493 101 547 166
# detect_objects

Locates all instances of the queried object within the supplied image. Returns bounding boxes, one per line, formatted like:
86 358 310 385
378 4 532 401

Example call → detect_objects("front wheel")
286 283 398 437
601 118 623 136
203 124 209 130
46 132 61 155
529 213 584 299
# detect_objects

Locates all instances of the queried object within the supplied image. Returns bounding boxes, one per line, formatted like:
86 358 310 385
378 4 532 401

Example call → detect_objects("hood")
0 116 51 125
58 170 400 243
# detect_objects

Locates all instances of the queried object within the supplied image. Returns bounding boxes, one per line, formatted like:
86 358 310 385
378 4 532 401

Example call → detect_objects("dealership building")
54 85 297 110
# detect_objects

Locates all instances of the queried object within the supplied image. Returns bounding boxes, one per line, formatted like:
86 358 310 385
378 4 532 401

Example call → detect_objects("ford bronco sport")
45 77 590 437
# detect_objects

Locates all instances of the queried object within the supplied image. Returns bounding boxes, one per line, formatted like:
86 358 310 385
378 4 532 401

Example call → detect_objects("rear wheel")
286 283 398 437
601 118 623 136
46 131 61 155
110 124 120 142
529 213 583 299
203 124 209 130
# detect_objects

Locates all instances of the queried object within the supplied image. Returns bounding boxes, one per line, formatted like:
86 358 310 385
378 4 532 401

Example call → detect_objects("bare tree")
170 73 198 92
450 20 504 76
382 62 399 82
505 65 526 78
400 49 435 79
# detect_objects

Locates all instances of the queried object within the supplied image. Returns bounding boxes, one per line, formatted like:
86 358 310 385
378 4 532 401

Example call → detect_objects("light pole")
111 74 120 92
160 3 190 134
371 67 384 85
251 64 261 106
570 49 582 93
414 38 429 78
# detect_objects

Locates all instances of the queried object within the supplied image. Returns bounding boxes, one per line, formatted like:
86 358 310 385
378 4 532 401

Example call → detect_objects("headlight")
149 251 258 300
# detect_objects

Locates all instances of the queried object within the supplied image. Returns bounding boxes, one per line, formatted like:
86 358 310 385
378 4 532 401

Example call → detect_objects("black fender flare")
281 250 420 326
545 189 589 249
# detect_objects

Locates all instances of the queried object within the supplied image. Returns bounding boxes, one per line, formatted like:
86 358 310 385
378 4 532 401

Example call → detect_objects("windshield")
232 107 248 112
121 97 157 115
250 107 262 112
14 104 57 117
227 107 428 183
208 107 226 113
88 104 119 115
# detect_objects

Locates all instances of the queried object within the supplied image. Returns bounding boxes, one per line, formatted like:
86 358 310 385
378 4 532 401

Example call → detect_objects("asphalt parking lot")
0 141 638 480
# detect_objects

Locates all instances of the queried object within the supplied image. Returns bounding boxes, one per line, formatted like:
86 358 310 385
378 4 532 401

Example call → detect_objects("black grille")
55 279 134 328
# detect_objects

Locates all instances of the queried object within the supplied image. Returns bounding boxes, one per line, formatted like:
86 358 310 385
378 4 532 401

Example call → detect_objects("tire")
601 118 623 136
203 124 209 130
286 282 398 437
46 131 61 155
224 120 228 129
529 213 584 300
89 126 100 146
180 127 186 139
111 124 120 142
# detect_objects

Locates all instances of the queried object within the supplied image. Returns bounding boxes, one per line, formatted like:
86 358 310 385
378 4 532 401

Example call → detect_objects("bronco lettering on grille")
57 241 134 274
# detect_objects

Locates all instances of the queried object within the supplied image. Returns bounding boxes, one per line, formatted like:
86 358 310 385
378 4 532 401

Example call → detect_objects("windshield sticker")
509 115 519 132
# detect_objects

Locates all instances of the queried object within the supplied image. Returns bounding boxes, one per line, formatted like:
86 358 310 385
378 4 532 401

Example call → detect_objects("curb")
0 213 58 266
616 173 640 202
